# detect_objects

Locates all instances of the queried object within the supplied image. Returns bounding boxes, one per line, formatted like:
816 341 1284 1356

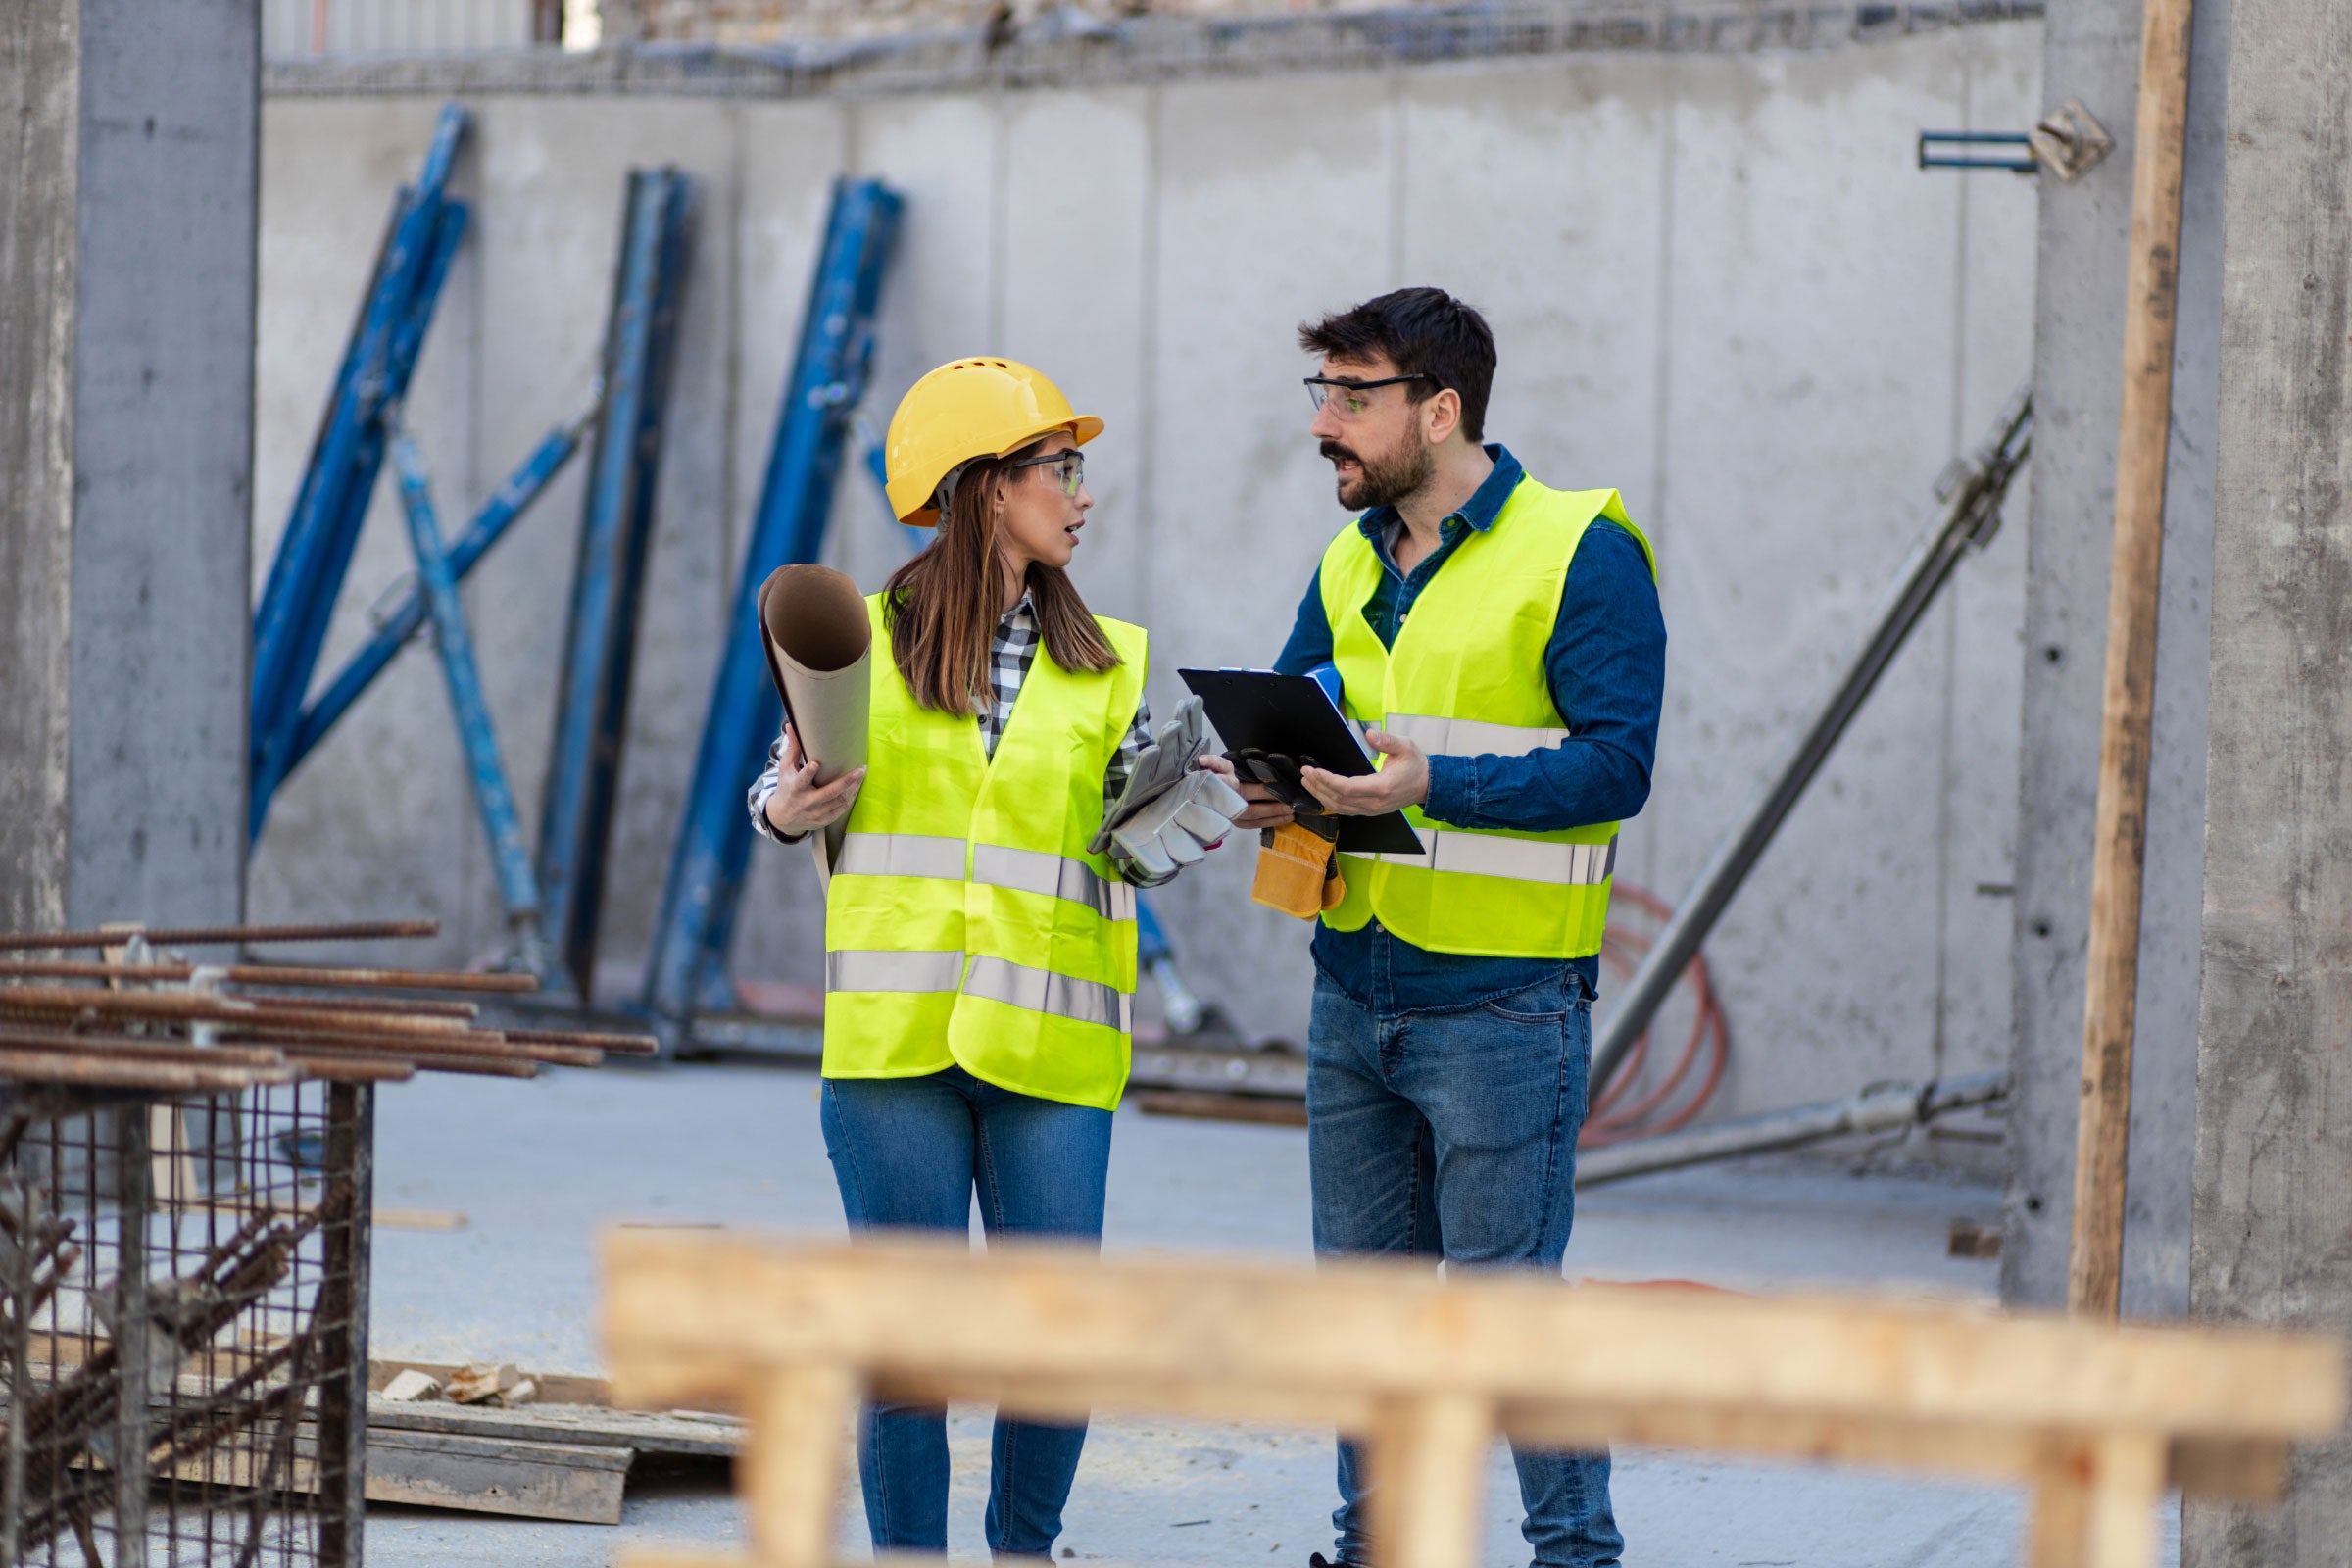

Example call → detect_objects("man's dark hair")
1298 286 1496 443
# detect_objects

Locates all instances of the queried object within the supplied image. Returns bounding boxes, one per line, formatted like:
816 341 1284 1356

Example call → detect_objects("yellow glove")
1250 819 1346 920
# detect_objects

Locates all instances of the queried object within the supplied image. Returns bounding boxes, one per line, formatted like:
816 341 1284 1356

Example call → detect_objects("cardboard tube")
758 565 871 874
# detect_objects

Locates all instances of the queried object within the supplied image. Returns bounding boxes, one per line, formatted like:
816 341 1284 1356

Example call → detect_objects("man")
1236 288 1665 1568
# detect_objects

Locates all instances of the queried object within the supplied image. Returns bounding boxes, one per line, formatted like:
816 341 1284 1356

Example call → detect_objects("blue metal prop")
535 168 696 1001
249 104 470 843
286 416 592 776
640 177 903 1036
388 431 543 928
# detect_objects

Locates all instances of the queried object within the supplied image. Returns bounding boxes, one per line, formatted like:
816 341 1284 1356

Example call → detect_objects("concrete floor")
360 1062 2178 1566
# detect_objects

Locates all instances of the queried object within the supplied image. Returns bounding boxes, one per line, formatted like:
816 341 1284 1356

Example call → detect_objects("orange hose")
1579 882 1732 1147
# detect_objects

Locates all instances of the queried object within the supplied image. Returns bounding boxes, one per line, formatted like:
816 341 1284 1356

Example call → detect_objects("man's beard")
1321 435 1434 511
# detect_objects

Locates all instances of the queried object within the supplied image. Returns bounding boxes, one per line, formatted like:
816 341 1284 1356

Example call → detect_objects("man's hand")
763 724 865 836
1300 731 1429 817
1199 753 1294 833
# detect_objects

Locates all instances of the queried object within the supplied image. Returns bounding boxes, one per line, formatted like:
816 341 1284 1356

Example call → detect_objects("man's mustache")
1319 441 1361 466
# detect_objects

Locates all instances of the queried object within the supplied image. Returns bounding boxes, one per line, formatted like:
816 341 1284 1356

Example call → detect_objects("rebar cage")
0 1082 373 1567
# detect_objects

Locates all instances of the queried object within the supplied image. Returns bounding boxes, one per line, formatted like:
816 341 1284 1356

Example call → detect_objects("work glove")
1093 696 1249 878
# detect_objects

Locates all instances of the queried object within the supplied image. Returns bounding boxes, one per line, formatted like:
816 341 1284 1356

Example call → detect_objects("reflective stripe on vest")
827 948 965 994
825 950 1131 1032
1368 829 1618 886
963 956 1133 1033
971 845 1138 923
836 833 1137 921
837 832 966 881
1382 712 1570 760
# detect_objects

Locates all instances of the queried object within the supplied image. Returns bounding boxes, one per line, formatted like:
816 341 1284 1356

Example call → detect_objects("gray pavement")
360 1061 2175 1566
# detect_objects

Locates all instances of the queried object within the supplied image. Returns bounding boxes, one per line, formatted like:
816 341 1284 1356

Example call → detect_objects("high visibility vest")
821 594 1146 1111
1318 475 1657 960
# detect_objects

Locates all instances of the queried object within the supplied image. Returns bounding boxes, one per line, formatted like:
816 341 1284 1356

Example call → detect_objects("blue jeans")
1307 967 1622 1568
820 1065 1114 1558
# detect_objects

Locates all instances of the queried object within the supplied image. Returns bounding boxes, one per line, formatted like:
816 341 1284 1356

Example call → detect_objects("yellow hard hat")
883 357 1103 524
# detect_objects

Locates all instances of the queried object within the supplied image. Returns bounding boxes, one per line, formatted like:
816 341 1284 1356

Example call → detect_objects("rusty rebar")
220 1022 592 1068
0 986 480 1038
501 1024 662 1055
0 918 438 952
0 956 529 994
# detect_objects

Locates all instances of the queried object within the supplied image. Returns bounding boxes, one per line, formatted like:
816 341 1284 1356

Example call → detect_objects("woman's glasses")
1004 449 1086 498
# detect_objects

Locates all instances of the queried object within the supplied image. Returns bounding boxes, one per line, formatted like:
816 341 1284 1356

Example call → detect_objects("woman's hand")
1200 752 1295 831
763 725 865 837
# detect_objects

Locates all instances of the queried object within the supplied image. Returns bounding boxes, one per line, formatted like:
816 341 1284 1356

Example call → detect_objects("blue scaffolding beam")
249 104 469 845
640 177 903 1037
388 429 543 929
535 168 697 1000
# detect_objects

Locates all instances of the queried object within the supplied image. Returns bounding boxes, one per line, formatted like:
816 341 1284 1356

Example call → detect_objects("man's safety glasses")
1004 449 1086 497
1304 373 1434 416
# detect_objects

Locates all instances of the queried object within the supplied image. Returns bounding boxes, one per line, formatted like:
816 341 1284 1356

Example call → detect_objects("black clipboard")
1177 668 1427 857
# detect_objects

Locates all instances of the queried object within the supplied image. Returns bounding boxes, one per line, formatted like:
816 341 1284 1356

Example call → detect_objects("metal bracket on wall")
1917 100 2113 181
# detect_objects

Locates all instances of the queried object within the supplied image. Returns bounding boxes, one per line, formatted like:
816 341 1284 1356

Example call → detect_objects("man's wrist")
1422 754 1473 826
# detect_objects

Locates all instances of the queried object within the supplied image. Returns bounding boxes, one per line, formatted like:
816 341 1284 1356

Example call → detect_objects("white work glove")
1093 696 1249 877
1106 769 1250 878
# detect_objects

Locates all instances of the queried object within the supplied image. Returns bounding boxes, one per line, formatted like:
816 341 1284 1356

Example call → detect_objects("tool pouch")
1251 817 1345 920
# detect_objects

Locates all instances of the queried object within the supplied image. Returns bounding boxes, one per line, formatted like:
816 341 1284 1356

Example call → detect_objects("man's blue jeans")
819 1065 1114 1558
1307 968 1622 1568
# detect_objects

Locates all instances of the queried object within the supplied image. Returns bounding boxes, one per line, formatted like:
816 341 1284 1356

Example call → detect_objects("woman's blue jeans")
819 1065 1113 1558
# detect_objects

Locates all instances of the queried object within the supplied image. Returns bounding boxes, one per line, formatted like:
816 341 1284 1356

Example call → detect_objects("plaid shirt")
750 592 1165 883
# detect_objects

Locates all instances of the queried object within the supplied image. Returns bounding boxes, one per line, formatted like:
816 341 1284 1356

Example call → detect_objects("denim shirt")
1273 444 1667 1011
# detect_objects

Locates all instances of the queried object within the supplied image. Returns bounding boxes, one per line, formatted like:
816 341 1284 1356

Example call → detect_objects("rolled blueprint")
757 564 871 877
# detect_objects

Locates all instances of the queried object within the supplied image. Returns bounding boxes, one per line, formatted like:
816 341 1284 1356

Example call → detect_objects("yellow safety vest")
821 594 1146 1110
1319 475 1657 959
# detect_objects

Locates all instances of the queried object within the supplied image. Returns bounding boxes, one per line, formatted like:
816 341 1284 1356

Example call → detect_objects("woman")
747 358 1235 1558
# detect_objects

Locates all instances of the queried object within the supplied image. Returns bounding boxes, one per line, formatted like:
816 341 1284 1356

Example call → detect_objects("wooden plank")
2026 1441 2093 1568
1364 1393 1492 1568
601 1234 2347 1441
2081 1433 2166 1568
2067 0 2199 1323
740 1363 858 1568
366 1427 631 1525
366 1393 741 1457
161 1422 632 1525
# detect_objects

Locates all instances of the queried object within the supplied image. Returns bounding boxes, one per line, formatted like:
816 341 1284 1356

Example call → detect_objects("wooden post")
2069 0 2200 1320
739 1362 858 1568
2027 1446 2094 1568
1363 1393 1494 1568
2082 1434 2167 1568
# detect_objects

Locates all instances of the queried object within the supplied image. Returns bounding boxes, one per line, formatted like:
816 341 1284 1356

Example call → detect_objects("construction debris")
443 1362 516 1405
380 1369 443 1402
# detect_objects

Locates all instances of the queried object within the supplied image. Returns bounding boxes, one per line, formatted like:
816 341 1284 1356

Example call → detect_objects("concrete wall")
2188 0 2352 1552
249 22 2041 1123
0 1 255 936
1999 0 2227 1315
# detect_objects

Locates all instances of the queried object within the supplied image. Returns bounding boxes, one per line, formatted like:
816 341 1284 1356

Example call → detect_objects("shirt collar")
1354 442 1525 546
1001 588 1037 624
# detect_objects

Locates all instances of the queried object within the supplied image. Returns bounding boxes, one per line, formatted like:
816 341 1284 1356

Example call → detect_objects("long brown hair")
883 443 1121 714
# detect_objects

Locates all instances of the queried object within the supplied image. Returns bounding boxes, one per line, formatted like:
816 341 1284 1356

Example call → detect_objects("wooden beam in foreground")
601 1235 2345 1568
